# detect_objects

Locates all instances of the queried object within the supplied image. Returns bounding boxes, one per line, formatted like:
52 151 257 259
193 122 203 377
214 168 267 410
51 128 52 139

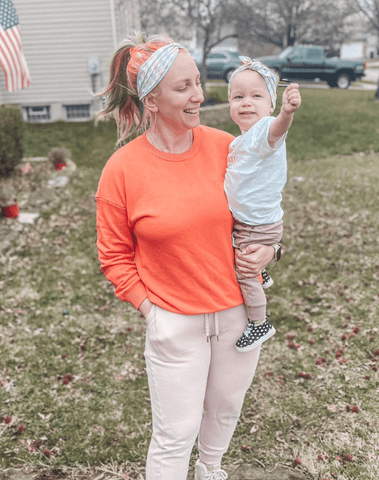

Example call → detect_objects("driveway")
363 66 379 83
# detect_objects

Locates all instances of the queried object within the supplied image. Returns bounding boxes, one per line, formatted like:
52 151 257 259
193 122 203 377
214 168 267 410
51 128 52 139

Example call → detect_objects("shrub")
48 147 71 166
0 183 17 206
0 105 25 178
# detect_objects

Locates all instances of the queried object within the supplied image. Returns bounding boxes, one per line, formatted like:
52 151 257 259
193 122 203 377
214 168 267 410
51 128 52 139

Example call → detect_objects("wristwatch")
272 243 282 262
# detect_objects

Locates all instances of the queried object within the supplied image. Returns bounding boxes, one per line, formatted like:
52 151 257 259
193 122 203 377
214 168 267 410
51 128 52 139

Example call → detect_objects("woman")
96 32 275 480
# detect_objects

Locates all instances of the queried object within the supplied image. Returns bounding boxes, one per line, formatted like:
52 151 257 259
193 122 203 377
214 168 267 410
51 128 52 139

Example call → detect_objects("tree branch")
207 33 238 51
356 0 379 31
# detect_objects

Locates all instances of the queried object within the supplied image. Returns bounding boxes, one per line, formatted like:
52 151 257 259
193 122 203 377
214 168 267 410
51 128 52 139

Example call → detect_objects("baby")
224 57 301 352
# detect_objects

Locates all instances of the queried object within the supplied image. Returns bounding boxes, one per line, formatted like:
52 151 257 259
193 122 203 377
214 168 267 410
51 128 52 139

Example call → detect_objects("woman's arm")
96 198 148 311
235 244 275 277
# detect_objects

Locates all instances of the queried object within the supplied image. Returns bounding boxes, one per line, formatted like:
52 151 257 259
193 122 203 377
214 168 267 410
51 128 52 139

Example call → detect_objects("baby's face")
229 70 273 132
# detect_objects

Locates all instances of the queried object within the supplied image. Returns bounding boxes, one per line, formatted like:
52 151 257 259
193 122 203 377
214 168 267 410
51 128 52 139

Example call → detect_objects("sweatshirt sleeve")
95 150 148 310
96 198 147 309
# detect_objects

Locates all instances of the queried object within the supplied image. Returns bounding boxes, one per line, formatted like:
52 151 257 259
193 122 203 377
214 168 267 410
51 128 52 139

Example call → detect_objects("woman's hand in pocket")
139 298 154 318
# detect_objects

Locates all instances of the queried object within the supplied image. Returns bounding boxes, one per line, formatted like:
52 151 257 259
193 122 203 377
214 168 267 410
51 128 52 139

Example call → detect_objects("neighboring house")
341 34 379 59
0 0 140 122
341 13 378 60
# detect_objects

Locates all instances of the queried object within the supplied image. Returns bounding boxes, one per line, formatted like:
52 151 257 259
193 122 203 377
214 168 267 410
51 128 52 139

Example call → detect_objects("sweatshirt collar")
141 126 202 162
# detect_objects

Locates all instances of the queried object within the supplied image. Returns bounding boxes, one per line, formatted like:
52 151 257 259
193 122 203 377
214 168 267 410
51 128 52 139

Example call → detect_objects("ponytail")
98 32 174 144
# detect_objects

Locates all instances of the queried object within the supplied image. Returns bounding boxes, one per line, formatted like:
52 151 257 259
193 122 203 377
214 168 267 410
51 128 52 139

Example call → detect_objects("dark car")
193 50 241 82
257 45 366 89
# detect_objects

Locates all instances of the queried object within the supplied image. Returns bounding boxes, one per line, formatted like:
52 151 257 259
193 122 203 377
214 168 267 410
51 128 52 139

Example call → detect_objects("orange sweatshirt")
96 125 243 314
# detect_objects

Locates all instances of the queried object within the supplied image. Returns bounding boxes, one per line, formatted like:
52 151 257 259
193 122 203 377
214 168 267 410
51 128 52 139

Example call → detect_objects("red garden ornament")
2 204 19 218
54 163 67 170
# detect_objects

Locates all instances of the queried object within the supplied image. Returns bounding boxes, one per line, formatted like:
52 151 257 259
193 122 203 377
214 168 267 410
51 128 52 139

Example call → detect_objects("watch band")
272 243 281 262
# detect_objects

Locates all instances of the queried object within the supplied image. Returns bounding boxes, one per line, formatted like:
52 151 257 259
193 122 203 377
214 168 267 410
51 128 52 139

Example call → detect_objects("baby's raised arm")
267 83 301 148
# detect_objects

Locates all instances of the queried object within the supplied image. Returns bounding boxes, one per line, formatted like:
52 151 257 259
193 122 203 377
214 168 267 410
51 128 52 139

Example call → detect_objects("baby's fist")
282 83 301 114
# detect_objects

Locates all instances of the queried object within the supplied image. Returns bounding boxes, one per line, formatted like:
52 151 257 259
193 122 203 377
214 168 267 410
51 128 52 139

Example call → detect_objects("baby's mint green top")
224 116 287 226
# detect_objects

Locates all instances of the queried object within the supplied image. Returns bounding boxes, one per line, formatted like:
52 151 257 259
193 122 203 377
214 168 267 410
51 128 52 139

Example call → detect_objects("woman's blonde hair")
98 32 174 143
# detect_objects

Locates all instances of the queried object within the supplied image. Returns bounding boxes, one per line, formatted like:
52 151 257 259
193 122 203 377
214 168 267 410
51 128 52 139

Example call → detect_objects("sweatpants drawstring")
204 313 220 342
215 312 219 341
205 313 210 342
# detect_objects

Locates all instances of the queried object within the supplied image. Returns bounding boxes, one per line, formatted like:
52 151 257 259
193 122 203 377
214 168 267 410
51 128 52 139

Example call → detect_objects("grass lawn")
0 90 379 480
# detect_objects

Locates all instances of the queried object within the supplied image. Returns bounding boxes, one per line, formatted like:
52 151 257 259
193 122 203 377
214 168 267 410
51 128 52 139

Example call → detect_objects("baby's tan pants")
233 219 283 321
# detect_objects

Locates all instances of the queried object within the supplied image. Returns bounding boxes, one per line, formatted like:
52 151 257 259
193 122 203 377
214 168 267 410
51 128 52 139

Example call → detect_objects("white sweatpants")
144 303 261 480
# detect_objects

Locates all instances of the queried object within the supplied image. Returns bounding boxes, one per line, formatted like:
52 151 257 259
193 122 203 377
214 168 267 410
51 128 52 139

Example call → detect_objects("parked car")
257 45 366 89
193 50 241 82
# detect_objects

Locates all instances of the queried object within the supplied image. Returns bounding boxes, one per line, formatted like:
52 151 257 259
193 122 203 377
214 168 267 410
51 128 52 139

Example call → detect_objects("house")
340 34 379 60
340 12 379 60
0 0 140 122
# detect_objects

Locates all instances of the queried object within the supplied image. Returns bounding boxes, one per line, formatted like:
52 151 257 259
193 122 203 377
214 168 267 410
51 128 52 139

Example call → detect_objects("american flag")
0 0 31 92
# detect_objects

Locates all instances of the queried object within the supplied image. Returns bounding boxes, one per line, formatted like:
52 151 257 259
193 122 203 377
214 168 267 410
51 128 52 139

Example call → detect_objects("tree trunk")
200 27 211 95
286 24 296 47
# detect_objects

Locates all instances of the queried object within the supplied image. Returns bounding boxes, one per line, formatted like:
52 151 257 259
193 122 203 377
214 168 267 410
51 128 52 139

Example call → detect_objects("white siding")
0 0 139 120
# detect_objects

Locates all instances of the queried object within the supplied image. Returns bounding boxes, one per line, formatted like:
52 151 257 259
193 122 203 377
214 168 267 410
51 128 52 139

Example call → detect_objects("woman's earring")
154 112 157 134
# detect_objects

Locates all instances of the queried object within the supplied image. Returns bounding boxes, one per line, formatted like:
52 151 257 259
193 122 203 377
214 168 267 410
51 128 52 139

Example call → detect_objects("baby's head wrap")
137 42 188 100
228 56 277 109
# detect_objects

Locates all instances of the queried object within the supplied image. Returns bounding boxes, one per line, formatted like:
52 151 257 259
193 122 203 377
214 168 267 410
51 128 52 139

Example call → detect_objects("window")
306 49 323 60
279 47 293 59
23 106 50 122
65 104 91 120
288 47 304 61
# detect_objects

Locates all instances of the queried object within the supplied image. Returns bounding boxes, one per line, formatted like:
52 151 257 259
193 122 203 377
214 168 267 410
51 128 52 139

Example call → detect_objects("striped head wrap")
228 56 277 109
137 42 188 100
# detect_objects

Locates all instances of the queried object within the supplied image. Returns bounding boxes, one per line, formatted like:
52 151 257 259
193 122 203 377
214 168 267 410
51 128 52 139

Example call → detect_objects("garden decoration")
2 204 19 218
0 184 19 218
48 147 72 170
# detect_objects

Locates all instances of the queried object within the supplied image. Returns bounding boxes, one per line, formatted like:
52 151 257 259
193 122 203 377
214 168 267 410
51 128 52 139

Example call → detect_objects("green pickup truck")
257 45 366 89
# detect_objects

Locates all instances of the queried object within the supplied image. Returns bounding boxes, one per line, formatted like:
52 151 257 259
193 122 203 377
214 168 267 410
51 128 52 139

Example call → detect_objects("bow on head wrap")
228 56 277 109
137 42 188 100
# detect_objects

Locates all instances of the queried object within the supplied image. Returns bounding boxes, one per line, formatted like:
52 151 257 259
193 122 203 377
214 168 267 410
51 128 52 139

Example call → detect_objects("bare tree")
235 0 351 51
140 0 238 85
355 0 379 99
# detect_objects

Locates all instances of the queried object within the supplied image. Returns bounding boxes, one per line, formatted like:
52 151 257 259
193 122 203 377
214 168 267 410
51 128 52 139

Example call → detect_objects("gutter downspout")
109 0 118 49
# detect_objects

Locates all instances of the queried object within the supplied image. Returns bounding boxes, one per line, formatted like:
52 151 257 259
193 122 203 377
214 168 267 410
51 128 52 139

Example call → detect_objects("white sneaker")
194 459 228 479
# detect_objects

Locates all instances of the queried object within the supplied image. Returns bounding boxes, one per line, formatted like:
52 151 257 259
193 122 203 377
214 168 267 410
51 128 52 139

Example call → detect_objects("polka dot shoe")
235 317 276 352
261 269 274 289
